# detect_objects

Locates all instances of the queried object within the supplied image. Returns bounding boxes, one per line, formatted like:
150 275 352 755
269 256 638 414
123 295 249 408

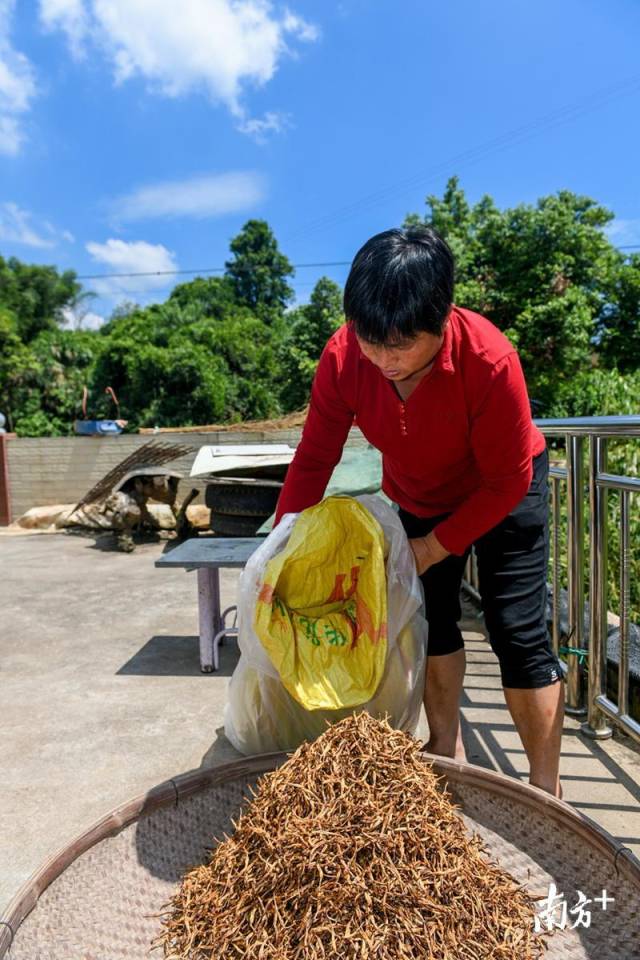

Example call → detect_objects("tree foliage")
406 177 635 410
90 300 283 429
0 255 83 342
1 200 639 437
278 277 344 410
225 219 294 319
598 253 640 372
167 275 237 319
0 309 100 435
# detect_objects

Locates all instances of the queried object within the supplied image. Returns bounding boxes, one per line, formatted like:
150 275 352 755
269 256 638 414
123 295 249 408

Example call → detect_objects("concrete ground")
1 531 640 917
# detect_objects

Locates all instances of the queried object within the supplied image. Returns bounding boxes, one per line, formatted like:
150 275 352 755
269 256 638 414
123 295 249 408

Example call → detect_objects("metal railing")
464 415 640 745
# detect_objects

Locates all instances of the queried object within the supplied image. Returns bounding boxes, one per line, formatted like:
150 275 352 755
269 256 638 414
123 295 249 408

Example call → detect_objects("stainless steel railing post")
462 415 640 741
551 473 562 659
619 489 631 721
462 548 481 605
582 436 612 739
565 434 586 714
590 475 640 743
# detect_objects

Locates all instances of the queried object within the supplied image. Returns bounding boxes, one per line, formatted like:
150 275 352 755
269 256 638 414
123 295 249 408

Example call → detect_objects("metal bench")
155 537 262 672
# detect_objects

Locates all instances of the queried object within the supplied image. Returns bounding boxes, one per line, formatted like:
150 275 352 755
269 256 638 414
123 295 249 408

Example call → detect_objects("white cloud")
0 116 20 154
39 0 89 58
0 1 37 155
61 305 106 329
39 0 319 136
78 309 105 329
605 219 640 248
282 11 319 43
236 110 290 143
0 201 73 248
85 237 178 300
111 171 266 223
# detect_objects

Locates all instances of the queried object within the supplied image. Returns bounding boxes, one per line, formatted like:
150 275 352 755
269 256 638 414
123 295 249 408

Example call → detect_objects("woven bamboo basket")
1 753 639 959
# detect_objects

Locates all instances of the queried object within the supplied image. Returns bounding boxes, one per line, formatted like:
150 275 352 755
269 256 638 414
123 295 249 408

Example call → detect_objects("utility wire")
282 73 640 243
73 74 640 286
74 244 639 285
76 260 352 281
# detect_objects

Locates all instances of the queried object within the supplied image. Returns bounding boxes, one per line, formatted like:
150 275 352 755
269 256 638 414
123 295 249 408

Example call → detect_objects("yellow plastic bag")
254 496 388 710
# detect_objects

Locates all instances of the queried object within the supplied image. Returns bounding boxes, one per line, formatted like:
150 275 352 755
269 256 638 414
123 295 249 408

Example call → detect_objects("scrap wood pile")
157 714 545 959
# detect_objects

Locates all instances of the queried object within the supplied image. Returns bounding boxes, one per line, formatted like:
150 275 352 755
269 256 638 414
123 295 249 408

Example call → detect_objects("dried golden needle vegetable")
156 713 547 959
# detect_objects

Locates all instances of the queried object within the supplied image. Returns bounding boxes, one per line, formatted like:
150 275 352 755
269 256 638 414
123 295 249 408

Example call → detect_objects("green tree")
279 277 344 411
0 322 101 436
90 299 283 429
0 255 82 342
598 254 640 372
4 206 638 437
225 219 294 318
0 306 38 432
544 366 640 418
190 312 283 421
91 304 225 427
406 178 624 410
168 274 237 319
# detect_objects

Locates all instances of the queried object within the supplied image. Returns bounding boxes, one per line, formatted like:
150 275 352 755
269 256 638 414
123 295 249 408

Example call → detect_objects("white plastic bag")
224 495 428 755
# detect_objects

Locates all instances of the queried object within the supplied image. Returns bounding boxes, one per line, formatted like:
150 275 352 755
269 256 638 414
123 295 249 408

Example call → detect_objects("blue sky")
1 0 640 326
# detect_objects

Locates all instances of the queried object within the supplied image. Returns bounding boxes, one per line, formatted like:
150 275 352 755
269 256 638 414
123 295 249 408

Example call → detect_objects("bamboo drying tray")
1 754 638 960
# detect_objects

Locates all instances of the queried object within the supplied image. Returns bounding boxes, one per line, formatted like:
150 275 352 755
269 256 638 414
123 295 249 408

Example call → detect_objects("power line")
282 73 640 244
76 260 352 281
68 74 639 290
68 74 640 287
72 242 640 287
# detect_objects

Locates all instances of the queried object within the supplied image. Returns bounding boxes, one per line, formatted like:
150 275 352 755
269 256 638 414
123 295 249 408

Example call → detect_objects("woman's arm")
409 530 451 575
274 342 355 523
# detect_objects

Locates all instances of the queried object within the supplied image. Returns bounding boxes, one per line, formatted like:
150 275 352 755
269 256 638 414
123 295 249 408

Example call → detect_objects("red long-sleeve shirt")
275 305 546 555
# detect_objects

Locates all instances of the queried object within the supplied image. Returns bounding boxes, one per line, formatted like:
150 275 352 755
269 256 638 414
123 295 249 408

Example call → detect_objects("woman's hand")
409 530 450 576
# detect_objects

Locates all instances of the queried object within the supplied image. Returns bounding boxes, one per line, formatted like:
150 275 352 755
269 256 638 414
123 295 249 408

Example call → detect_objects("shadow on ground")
199 726 243 769
118 634 240 677
461 635 640 854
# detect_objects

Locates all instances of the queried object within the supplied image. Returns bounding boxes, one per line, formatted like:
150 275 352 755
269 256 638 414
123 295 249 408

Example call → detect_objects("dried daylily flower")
156 713 546 959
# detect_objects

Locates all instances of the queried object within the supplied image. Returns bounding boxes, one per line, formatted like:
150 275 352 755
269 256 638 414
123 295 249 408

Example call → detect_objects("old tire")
209 511 266 537
204 481 282 517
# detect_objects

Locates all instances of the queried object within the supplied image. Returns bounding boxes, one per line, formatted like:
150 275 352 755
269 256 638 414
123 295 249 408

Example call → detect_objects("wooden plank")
155 536 262 569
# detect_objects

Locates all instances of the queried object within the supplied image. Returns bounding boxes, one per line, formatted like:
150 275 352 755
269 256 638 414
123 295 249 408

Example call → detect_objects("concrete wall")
5 428 366 522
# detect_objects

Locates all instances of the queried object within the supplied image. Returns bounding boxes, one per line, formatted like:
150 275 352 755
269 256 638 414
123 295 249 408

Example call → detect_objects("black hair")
343 226 454 344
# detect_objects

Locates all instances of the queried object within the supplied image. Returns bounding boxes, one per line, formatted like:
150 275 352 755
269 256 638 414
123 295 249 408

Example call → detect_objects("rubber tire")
205 481 281 517
209 511 267 537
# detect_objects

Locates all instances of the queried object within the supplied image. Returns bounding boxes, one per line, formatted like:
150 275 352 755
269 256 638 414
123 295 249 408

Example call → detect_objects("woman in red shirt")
275 226 565 798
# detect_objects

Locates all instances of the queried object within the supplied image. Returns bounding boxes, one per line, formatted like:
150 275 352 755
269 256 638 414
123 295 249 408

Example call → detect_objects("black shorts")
398 448 563 689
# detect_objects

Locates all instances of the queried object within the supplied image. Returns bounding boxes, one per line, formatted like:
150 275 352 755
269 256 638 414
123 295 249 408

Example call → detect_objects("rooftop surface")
1 531 639 916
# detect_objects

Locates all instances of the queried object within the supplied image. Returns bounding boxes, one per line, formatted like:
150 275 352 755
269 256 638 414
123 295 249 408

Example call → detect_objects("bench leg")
197 568 222 672
212 607 239 669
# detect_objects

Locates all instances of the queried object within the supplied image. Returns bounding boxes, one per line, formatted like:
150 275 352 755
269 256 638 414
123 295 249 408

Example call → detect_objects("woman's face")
355 329 444 382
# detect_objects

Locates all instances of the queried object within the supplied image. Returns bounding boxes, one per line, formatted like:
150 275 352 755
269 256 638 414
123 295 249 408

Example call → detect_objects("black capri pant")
398 448 563 689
